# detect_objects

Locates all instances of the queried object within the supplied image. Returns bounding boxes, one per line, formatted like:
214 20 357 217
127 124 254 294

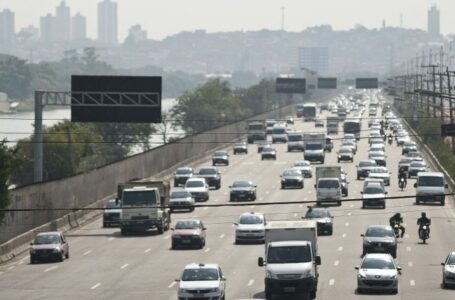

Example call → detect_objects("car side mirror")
397 266 402 274
222 277 227 281
202 227 207 231
360 191 363 194
385 192 388 195
254 185 258 187
175 279 180 282
228 186 232 188
414 183 417 188
258 257 265 267
315 256 321 265
233 222 238 226
171 228 174 231
30 242 33 246
360 234 365 237
355 266 359 270
441 262 445 266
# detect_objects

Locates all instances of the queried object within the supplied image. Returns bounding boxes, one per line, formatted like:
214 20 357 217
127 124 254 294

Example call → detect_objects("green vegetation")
0 141 16 221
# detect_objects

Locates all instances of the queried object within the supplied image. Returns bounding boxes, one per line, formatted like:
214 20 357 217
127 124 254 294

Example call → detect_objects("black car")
197 167 221 189
356 160 378 180
261 147 277 160
174 167 194 187
103 199 121 227
324 137 333 152
212 151 229 166
303 207 333 235
280 169 304 189
233 142 248 154
229 180 257 201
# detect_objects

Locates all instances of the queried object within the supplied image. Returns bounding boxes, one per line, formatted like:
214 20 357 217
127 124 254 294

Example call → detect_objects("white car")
185 178 209 202
169 190 195 212
356 253 401 294
293 160 312 178
177 263 226 300
234 212 266 244
367 167 391 186
341 140 357 154
442 251 455 288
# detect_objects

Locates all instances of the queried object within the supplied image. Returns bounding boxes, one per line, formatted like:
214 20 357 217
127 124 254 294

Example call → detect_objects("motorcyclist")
398 167 407 187
388 133 393 144
389 213 405 238
417 212 431 238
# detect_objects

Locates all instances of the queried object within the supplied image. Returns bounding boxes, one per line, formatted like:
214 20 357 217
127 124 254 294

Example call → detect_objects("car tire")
391 250 397 258
65 251 69 259
300 184 304 189
310 290 316 299
393 289 398 294
157 226 164 234
174 181 178 187
171 242 177 250
103 222 108 228
337 201 342 206
442 280 447 289
337 159 340 163
30 256 35 264
441 199 445 206
357 175 360 180
59 252 64 262
281 184 285 189
190 207 195 212
121 228 128 235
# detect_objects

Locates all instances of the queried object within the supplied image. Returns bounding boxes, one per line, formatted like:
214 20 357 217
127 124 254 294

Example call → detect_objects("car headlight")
30 249 36 254
363 240 371 245
389 274 397 279
266 270 277 279
358 272 367 279
207 287 220 293
178 288 189 294
52 248 61 253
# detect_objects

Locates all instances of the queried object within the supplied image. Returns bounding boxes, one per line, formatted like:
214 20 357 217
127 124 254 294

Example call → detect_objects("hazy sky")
1 0 454 40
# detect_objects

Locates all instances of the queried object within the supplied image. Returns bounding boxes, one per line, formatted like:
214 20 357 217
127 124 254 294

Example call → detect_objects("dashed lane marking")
334 260 340 266
337 246 343 251
410 280 416 287
272 186 276 189
164 235 171 240
404 234 410 239
7 266 14 271
347 212 352 216
294 213 298 217
83 250 92 256
219 234 225 239
204 248 211 253
342 233 347 238
265 191 270 195
44 266 58 273
251 205 255 209
406 246 411 252
349 204 354 208
120 264 129 270
168 281 176 289
259 197 264 201
108 237 114 241
248 279 255 286
408 261 413 267
144 248 151 253
345 222 350 227
204 207 208 210
329 279 335 286
299 204 303 208
192 215 198 218
90 283 101 290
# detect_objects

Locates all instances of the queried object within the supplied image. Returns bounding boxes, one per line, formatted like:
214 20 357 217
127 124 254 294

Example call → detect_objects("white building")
72 13 87 40
98 0 118 45
40 13 56 43
127 24 147 43
0 9 15 49
298 47 329 75
55 1 71 42
428 5 440 37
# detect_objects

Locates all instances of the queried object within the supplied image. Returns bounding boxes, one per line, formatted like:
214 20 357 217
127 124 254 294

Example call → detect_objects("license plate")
284 287 296 293
182 240 191 244
246 234 255 236
375 247 384 251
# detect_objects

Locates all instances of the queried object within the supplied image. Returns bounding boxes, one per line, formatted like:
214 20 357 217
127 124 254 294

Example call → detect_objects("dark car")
171 220 207 249
315 119 324 128
103 198 121 227
356 160 378 180
341 172 349 197
229 180 257 201
197 167 221 189
280 169 304 189
303 207 333 235
30 231 69 263
261 147 277 160
212 151 229 166
174 167 194 187
233 142 248 154
408 161 427 178
362 225 397 258
324 137 333 152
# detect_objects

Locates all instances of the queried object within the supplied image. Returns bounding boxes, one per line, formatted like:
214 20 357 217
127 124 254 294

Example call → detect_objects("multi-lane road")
1 97 455 300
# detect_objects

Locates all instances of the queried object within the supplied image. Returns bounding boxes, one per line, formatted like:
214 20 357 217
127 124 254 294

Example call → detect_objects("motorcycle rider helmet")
421 212 426 218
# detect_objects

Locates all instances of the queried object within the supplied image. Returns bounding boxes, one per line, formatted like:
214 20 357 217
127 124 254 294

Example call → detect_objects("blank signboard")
317 77 337 89
356 78 378 89
276 78 306 94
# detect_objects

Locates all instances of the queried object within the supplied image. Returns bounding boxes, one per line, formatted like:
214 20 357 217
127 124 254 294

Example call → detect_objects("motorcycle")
399 177 406 191
382 134 387 141
419 225 430 243
388 136 393 145
391 222 401 238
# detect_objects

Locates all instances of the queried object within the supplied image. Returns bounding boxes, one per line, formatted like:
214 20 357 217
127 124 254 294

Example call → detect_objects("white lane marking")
294 213 298 217
90 283 101 290
214 199 219 202
406 246 412 252
342 233 347 238
18 261 24 265
164 235 171 240
337 246 343 251
120 264 129 270
329 279 335 286
204 248 211 253
265 191 270 195
349 204 354 208
204 207 208 210
408 261 413 267
223 192 228 196
272 186 276 189
334 260 340 266
251 205 255 209
20 256 28 262
44 266 58 273
248 279 255 286
144 248 151 253
108 237 114 241
83 250 92 256
7 266 14 271
259 197 264 201
410 280 416 286
219 234 225 239
299 204 303 208
304 198 308 201
345 222 350 227
404 234 410 239
347 212 352 216
192 215 198 218
168 281 176 289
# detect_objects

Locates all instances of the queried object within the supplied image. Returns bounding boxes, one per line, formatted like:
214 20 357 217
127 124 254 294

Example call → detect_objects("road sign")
317 77 337 89
441 124 455 137
71 75 162 123
276 78 306 94
356 78 378 89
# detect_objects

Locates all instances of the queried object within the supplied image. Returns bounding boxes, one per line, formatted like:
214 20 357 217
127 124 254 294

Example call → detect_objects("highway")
1 95 455 300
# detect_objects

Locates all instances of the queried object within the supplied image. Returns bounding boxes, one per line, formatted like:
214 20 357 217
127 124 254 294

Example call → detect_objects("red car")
30 231 69 263
171 220 207 249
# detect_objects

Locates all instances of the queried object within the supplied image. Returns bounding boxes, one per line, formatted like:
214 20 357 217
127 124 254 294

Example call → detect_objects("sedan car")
356 253 400 294
341 140 357 154
169 190 195 212
177 263 226 300
357 160 378 180
361 182 387 209
103 198 121 227
362 225 397 258
402 141 417 155
315 119 324 127
369 151 387 167
185 178 209 202
293 160 312 178
212 151 229 166
303 207 333 235
197 167 221 189
367 167 391 186
229 180 257 201
234 212 266 244
30 231 69 263
442 251 455 288
338 147 354 162
233 142 248 154
281 169 304 189
398 158 412 173
257 141 270 153
173 167 194 187
171 219 206 249
261 147 277 160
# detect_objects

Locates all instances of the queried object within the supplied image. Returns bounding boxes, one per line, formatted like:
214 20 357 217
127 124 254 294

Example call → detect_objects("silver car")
169 190 195 212
442 251 455 288
367 167 391 186
356 253 401 294
293 160 312 178
234 212 266 244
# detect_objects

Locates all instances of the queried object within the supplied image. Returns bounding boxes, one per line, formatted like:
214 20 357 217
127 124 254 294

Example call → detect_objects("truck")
314 166 343 206
258 221 320 300
303 103 317 122
118 180 171 235
304 133 326 163
287 131 304 152
247 121 266 144
326 117 339 134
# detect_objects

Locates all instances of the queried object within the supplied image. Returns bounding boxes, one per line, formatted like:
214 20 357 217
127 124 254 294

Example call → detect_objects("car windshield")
176 168 192 175
186 180 204 188
288 135 303 141
273 128 286 134
283 170 301 176
181 268 219 281
199 168 217 175
340 149 351 153
306 144 322 150
239 215 263 224
106 200 120 209
360 161 376 167
365 227 394 237
122 190 157 206
361 258 395 269
318 180 340 188
418 176 443 187
34 234 61 245
175 221 199 230
171 191 191 198
232 181 252 188
305 209 329 218
214 152 226 157
235 143 245 147
399 159 411 164
447 255 455 265
263 148 274 152
370 168 387 174
410 162 425 168
364 186 384 194
267 245 312 263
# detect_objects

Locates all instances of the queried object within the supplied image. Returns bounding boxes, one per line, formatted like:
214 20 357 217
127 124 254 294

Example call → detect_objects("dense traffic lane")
1 105 455 299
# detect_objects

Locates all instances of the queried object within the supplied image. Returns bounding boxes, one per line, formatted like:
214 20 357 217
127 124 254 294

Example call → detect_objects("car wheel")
65 251 69 259
337 159 340 163
441 199 445 206
357 175 360 180
393 288 398 294
157 226 164 234
300 184 304 189
362 249 367 257
174 181 178 187
337 201 342 206
121 228 128 235
171 242 177 250
199 240 204 249
391 250 397 258
30 256 35 264
442 280 447 289
59 252 64 262
281 184 285 189
310 290 316 299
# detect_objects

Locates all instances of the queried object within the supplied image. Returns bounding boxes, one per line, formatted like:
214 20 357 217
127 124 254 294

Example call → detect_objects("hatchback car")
197 167 221 189
103 198 121 227
174 167 194 187
176 263 226 300
361 225 397 258
233 142 248 154
361 182 387 209
257 141 270 153
281 169 304 189
261 147 277 160
442 251 455 288
357 160 378 179
169 190 195 212
234 212 266 244
367 167 391 186
30 231 69 263
302 207 333 235
356 253 400 294
185 178 209 201
229 180 257 201
293 160 312 178
338 147 354 162
171 220 206 249
212 151 229 166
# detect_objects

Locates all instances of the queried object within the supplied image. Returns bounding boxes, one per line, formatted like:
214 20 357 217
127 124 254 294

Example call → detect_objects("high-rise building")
72 13 87 40
127 24 147 43
0 9 15 48
98 0 118 45
298 47 329 75
428 5 440 36
55 1 71 41
40 13 56 43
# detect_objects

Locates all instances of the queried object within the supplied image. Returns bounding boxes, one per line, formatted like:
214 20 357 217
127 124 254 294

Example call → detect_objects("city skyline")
1 0 454 41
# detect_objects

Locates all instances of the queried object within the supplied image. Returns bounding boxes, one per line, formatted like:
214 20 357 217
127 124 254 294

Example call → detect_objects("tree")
0 56 32 99
0 140 16 221
157 112 177 145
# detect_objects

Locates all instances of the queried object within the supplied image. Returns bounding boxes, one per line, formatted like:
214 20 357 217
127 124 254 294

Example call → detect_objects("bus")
302 103 317 122
343 118 362 140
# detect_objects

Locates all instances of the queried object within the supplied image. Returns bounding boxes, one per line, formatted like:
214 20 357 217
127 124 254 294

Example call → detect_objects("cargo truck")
247 121 266 144
326 117 339 134
304 133 326 163
258 221 320 300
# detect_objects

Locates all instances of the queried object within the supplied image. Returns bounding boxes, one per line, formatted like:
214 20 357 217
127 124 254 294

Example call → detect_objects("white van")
272 125 288 143
414 172 448 205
